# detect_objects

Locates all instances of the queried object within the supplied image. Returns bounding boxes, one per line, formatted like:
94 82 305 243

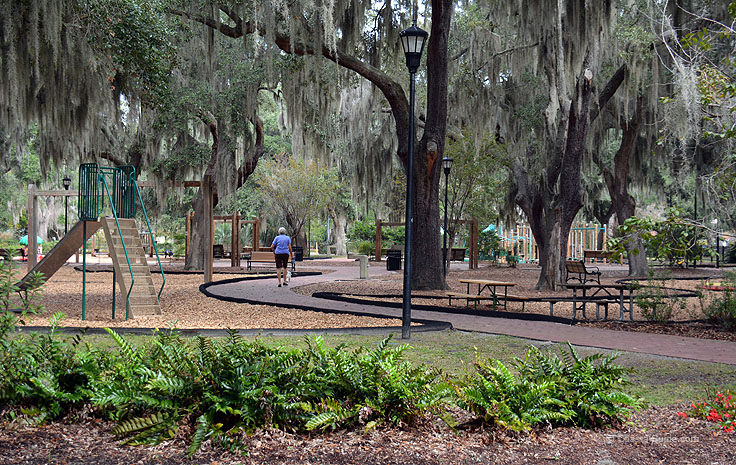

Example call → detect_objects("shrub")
303 336 449 431
679 389 735 433
458 344 641 430
726 242 736 264
357 240 374 256
699 272 736 329
93 332 447 455
633 270 686 322
0 313 102 423
479 230 502 261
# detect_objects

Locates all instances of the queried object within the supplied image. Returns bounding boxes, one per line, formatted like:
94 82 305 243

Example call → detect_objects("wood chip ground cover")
21 266 400 329
0 406 734 464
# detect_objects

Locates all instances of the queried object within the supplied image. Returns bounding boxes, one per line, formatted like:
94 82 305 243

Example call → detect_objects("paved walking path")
205 260 736 365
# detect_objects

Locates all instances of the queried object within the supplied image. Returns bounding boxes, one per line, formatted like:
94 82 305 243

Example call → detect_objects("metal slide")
16 220 102 291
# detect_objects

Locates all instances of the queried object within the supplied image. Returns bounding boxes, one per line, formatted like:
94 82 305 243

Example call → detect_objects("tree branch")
589 63 626 123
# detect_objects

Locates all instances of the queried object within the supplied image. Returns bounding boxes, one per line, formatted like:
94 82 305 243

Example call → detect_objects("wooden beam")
231 211 239 267
203 175 213 283
375 219 382 261
137 180 201 188
185 211 191 259
27 184 37 271
253 217 260 251
35 190 78 197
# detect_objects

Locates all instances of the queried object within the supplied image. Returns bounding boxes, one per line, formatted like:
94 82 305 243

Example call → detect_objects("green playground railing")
128 169 165 302
99 172 135 320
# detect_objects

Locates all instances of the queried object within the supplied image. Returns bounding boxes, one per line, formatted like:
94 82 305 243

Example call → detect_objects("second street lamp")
399 22 428 339
63 176 71 235
442 156 453 276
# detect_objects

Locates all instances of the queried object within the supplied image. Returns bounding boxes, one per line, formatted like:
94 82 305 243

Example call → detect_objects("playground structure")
20 164 164 320
490 223 611 263
185 211 265 268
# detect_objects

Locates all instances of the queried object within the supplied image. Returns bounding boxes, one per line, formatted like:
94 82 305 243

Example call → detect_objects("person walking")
271 227 293 287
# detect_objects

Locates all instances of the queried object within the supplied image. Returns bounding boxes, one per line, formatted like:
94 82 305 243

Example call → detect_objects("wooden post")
231 211 239 267
185 211 191 259
253 217 259 251
27 184 37 271
203 175 213 283
470 219 479 269
375 219 382 261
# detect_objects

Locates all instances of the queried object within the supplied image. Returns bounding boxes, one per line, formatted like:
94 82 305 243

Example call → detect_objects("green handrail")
99 174 135 320
128 171 165 301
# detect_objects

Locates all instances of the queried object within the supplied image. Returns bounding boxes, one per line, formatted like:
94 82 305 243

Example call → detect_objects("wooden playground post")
27 184 37 271
185 211 192 258
253 217 260 251
375 219 382 261
231 211 240 267
202 174 214 283
469 218 479 269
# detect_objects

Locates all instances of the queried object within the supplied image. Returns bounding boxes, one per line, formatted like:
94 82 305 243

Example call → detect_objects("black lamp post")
442 156 453 276
62 176 71 235
399 22 428 339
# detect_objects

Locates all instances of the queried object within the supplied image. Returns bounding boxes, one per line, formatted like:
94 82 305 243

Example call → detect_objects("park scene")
1 1 736 463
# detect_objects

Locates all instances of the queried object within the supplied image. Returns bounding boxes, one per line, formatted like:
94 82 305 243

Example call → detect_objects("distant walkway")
205 259 736 365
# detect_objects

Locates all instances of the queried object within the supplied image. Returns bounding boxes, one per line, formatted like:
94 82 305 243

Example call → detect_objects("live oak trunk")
185 116 263 270
599 98 648 277
328 206 347 256
175 0 453 289
514 65 626 290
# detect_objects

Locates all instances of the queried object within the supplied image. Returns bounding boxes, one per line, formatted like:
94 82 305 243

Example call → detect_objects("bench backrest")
565 260 586 273
251 251 275 261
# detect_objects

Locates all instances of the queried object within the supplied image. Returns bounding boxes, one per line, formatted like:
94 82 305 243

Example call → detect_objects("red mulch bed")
1 406 734 464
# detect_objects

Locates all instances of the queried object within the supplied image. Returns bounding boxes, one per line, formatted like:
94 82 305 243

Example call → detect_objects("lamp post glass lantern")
442 156 453 276
63 176 71 235
399 22 428 339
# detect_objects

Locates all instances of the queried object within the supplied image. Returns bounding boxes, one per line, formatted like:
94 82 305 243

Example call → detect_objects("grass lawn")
76 328 736 406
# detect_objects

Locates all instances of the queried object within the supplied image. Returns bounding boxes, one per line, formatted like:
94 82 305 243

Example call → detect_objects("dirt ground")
18 265 400 329
0 406 733 464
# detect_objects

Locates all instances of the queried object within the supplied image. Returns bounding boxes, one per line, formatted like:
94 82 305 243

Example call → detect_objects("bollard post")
355 254 369 279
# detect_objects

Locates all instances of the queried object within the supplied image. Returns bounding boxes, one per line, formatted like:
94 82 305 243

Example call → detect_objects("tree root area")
1 406 734 464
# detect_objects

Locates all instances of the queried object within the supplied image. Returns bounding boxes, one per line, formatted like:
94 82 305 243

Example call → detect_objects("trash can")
386 250 402 271
293 246 304 261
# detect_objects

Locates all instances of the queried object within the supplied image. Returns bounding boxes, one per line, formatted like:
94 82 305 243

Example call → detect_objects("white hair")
278 227 287 235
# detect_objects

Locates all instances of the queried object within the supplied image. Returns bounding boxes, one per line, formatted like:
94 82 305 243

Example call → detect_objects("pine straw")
21 266 400 329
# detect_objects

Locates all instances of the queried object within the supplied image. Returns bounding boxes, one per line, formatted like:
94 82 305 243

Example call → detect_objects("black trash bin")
386 250 402 271
293 246 304 261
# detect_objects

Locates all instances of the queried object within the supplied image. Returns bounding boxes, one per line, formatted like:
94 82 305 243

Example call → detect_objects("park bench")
565 260 601 284
447 292 528 311
583 249 615 263
245 251 295 271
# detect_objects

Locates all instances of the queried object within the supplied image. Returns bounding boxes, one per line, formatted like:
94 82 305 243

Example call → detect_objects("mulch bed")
578 320 736 342
1 406 734 464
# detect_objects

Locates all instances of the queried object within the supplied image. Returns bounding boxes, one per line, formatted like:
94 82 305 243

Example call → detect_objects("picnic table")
565 282 636 321
454 279 517 310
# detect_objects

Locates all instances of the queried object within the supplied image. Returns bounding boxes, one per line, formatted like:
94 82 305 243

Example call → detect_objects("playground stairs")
102 217 161 317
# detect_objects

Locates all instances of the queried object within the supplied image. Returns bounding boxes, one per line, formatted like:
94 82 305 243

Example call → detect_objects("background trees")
2 0 735 284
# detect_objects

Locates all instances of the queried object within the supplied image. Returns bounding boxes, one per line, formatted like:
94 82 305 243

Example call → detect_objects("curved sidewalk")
205 261 736 365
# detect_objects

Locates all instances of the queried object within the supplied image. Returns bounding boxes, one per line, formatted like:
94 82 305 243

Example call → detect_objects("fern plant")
458 344 642 431
302 335 451 431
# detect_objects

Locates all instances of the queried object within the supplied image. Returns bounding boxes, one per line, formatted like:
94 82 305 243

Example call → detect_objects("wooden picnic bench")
565 282 636 321
565 260 601 284
244 251 295 271
448 279 526 310
446 292 528 310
